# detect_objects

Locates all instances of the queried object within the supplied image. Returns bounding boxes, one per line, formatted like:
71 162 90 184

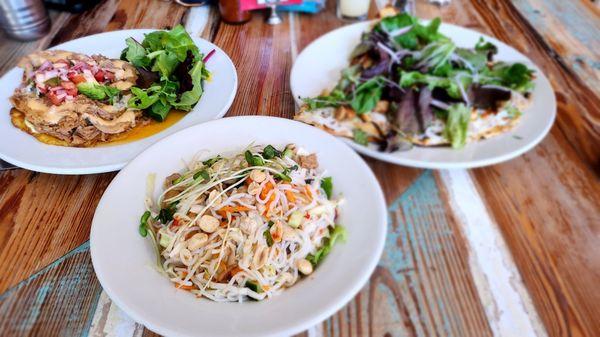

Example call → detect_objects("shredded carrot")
175 283 195 291
304 185 313 201
263 193 276 216
230 266 243 276
260 181 274 199
219 205 250 213
217 205 250 218
285 190 296 203
245 177 253 186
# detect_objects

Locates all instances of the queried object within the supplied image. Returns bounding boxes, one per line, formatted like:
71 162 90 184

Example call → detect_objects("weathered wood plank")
211 13 296 119
511 0 600 95
0 170 113 294
472 137 600 337
0 0 192 296
438 170 547 337
317 171 493 337
0 242 102 336
412 1 600 337
0 11 72 74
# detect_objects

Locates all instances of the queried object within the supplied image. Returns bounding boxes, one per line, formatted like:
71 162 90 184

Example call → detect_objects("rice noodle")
142 144 343 302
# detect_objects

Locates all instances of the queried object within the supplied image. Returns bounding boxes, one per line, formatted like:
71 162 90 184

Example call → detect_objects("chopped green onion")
245 280 263 293
193 169 210 181
139 210 151 237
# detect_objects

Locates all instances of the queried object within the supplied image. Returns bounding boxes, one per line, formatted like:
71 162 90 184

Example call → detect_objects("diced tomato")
104 71 115 81
94 70 105 82
46 91 63 105
68 73 86 84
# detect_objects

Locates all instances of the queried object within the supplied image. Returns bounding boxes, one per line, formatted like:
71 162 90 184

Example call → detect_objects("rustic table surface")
0 0 598 336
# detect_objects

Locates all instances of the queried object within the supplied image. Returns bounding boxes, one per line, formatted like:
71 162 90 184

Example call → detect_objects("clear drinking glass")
337 0 370 21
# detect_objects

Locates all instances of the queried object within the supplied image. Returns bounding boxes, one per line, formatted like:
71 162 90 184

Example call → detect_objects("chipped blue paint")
512 0 600 48
0 242 91 299
80 287 103 337
13 283 51 332
377 282 406 337
380 170 445 282
377 170 455 337
572 56 600 72
0 241 102 336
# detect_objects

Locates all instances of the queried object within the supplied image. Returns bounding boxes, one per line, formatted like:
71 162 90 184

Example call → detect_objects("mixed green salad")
297 13 536 150
121 25 212 121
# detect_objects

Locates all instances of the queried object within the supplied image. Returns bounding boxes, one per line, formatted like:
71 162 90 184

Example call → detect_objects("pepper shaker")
0 0 50 41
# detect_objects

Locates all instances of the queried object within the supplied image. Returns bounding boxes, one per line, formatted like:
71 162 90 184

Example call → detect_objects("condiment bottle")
218 0 252 25
0 0 50 41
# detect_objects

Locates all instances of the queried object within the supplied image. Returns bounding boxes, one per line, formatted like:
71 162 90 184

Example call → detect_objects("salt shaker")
0 0 50 41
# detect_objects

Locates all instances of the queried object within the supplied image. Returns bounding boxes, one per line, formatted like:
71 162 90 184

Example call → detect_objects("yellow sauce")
99 110 187 146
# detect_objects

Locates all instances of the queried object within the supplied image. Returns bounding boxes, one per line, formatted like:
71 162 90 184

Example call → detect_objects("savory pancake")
10 50 145 147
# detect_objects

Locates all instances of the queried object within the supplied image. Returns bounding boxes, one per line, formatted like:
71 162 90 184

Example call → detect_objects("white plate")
290 21 556 169
0 29 237 174
90 116 387 337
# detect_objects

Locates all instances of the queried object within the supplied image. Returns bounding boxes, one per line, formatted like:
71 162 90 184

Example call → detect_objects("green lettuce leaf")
350 77 383 114
124 38 150 68
442 103 471 149
306 225 347 267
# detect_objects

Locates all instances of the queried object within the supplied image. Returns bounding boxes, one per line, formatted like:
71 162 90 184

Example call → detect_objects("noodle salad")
138 144 346 302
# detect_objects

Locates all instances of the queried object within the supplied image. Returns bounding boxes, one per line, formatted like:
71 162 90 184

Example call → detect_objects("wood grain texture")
0 242 101 337
212 14 296 118
0 0 192 296
314 171 492 337
0 11 73 74
511 0 600 95
0 1 597 337
0 170 113 294
410 1 600 337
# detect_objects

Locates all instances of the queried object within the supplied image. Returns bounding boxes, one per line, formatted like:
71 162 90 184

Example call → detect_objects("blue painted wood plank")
0 242 102 337
321 171 492 337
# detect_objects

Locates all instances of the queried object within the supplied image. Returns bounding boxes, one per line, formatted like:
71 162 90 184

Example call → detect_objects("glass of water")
337 0 370 21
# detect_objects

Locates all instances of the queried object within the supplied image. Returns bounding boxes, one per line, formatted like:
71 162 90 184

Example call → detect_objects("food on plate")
121 25 211 121
295 13 536 151
9 25 213 147
139 144 345 302
10 50 142 146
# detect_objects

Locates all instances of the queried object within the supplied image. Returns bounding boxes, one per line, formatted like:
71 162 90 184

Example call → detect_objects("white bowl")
290 21 556 169
90 116 387 337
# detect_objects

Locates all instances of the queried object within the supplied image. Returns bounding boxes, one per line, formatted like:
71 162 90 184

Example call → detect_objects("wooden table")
0 1 598 336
